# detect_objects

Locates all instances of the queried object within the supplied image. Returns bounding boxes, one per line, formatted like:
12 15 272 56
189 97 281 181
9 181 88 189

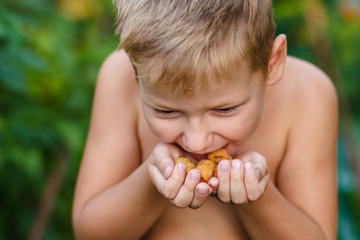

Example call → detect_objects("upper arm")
73 50 141 218
277 59 338 239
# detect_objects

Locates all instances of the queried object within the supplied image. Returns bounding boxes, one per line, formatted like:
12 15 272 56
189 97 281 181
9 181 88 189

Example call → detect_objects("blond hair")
114 0 275 95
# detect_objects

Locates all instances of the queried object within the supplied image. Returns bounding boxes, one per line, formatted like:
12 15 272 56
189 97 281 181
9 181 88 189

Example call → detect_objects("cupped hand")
215 151 269 204
147 142 218 209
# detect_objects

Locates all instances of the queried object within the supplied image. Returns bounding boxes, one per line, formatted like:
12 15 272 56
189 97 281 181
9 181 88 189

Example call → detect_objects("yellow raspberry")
196 160 216 182
207 148 232 163
175 157 196 173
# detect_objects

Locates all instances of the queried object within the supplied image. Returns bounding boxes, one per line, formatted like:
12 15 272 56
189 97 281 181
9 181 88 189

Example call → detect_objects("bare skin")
72 35 338 240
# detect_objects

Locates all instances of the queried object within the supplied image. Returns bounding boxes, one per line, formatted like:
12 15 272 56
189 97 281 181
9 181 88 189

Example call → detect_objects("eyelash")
153 109 177 116
152 105 240 117
215 105 240 115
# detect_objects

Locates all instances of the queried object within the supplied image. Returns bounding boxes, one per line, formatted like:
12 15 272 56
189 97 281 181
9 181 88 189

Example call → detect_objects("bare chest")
143 198 249 240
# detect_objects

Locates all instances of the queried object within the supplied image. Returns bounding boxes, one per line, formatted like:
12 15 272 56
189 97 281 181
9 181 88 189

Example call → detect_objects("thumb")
151 142 182 179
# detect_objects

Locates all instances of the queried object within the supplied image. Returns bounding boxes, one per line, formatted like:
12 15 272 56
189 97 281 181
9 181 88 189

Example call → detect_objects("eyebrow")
143 92 250 112
140 79 252 111
141 93 177 110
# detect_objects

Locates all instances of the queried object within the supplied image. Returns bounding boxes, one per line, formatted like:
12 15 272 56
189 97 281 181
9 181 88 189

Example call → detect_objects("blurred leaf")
0 0 117 239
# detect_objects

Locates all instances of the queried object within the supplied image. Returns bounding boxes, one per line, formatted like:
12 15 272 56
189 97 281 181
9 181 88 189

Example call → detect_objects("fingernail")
255 168 260 180
177 162 186 172
232 160 242 171
208 178 219 187
197 188 208 196
245 162 252 172
220 161 230 172
163 165 172 177
191 170 200 181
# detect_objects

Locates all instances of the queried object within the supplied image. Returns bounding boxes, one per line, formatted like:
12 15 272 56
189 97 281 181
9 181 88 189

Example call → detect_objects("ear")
267 34 287 86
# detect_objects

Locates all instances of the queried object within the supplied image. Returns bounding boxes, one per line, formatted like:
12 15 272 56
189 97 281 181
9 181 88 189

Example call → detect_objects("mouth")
177 144 231 163
188 152 208 162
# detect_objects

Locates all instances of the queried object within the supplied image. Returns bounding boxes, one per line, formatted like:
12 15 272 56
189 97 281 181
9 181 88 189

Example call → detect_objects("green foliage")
0 0 359 239
274 0 316 62
0 0 117 239
328 16 360 114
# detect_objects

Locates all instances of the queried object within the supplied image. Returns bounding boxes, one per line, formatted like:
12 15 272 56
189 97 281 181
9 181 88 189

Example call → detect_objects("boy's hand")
216 151 269 204
147 142 218 209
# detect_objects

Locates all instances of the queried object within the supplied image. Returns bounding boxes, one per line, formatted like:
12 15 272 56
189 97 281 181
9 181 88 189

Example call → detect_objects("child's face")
140 66 267 160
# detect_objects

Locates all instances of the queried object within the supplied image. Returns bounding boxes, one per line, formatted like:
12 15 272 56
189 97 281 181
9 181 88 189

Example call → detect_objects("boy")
72 1 338 239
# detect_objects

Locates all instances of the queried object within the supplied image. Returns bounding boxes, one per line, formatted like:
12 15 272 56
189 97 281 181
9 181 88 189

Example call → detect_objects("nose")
182 118 213 153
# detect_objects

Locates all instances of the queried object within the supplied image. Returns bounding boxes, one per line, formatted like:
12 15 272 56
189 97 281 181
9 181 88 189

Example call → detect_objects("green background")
0 0 359 239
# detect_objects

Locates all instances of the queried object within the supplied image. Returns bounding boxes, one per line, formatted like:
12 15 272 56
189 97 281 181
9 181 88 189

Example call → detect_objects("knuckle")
163 185 177 199
171 200 187 209
218 195 231 203
232 197 248 205
243 151 256 161
256 161 267 172
246 151 265 163
247 150 257 157
163 190 176 200
249 150 262 158
247 190 263 201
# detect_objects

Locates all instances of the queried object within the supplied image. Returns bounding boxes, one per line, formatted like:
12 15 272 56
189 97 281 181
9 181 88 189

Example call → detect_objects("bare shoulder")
90 49 139 148
282 56 338 109
96 49 138 96
268 56 338 131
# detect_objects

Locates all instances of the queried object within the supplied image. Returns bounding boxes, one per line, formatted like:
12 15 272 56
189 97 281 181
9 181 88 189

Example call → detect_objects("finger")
237 150 265 164
171 169 201 208
190 182 212 209
152 143 182 179
244 162 264 201
207 177 219 197
258 172 270 192
159 157 176 179
253 162 267 181
230 159 248 204
237 151 267 181
148 160 168 194
162 162 187 200
207 177 219 190
217 160 231 203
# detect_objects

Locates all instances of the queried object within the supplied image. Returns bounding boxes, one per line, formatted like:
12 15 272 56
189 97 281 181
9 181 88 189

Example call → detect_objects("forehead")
139 67 265 108
137 58 263 97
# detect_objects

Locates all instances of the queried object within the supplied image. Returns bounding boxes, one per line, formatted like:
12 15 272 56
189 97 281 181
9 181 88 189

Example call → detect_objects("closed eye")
153 108 178 117
214 105 240 115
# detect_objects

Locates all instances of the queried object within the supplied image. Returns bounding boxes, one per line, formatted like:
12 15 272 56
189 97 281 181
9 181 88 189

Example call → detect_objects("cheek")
243 108 264 138
221 106 263 142
143 112 179 143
